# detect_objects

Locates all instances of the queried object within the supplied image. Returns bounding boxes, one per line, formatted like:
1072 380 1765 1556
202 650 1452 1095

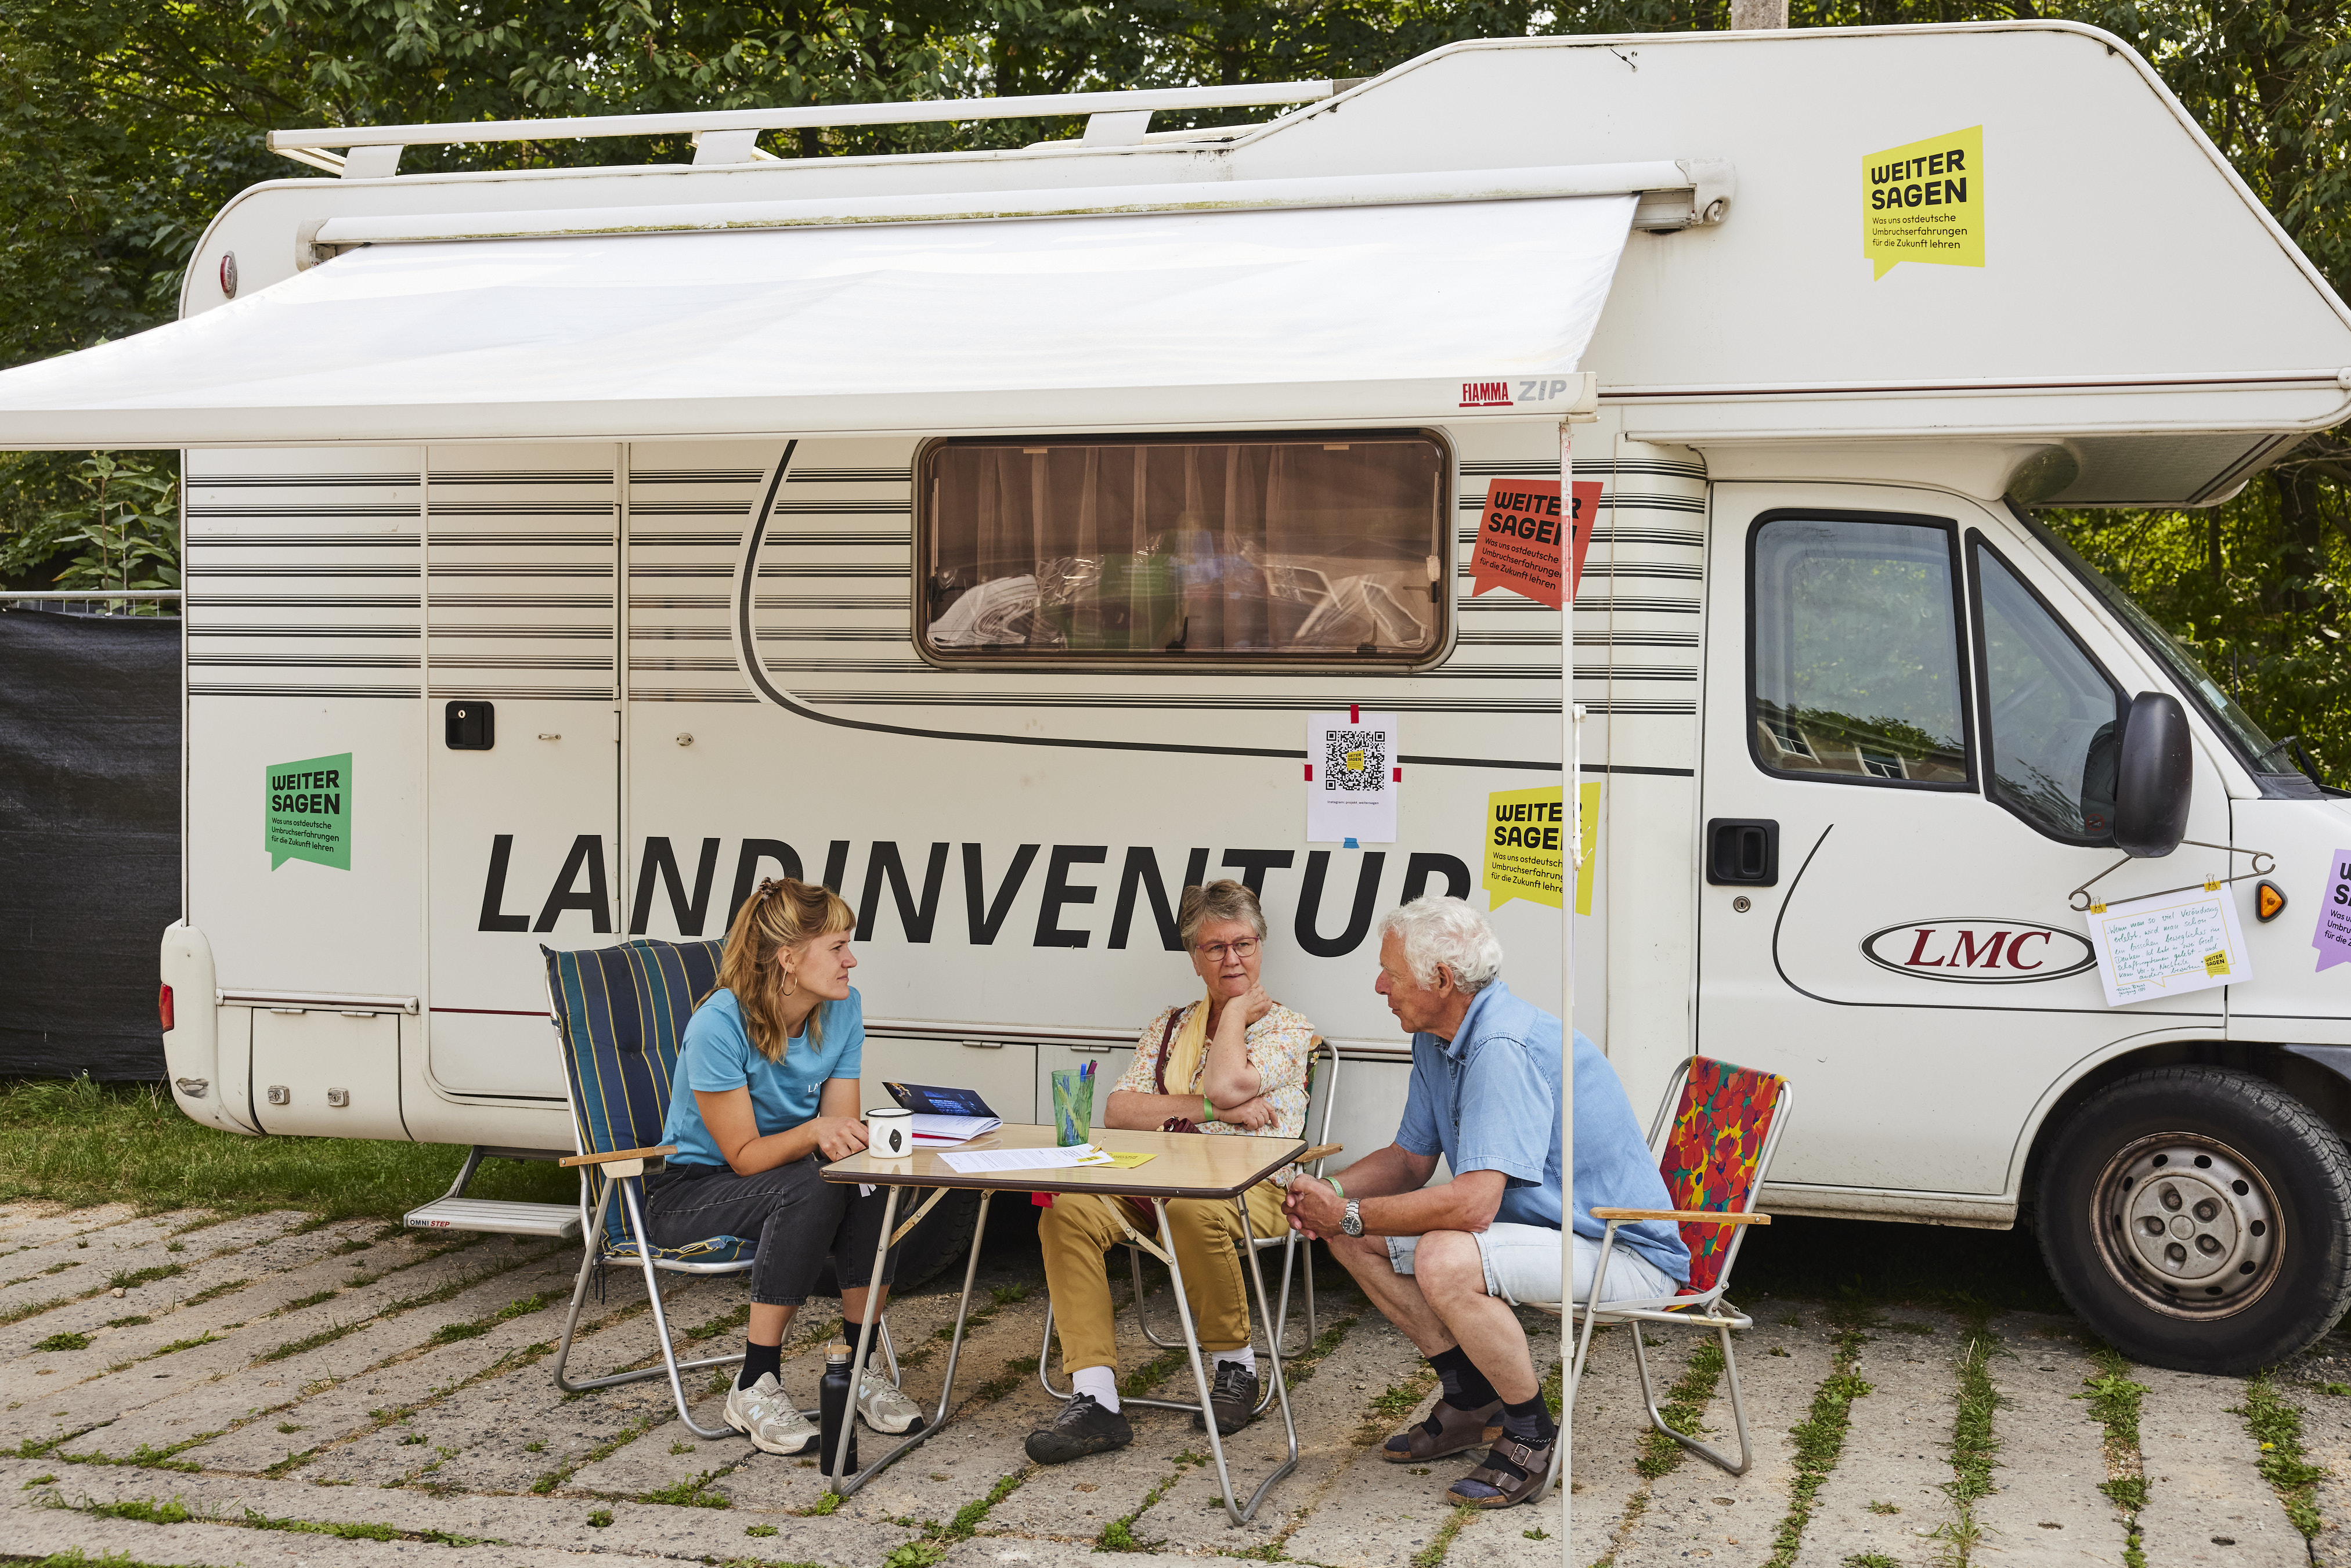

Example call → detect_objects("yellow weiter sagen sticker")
1865 125 1983 279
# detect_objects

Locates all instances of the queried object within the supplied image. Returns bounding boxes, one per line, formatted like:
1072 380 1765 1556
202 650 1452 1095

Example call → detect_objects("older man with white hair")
1282 895 1689 1510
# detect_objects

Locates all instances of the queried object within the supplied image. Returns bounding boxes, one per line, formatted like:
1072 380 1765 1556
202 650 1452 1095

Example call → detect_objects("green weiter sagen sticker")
265 752 352 870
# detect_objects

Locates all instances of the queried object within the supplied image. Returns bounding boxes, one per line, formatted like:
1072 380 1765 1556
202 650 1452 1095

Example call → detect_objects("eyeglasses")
1195 938 1260 962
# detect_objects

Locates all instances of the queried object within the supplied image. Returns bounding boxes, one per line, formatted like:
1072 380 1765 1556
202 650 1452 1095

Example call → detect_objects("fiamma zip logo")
1859 918 2096 984
1458 378 1580 409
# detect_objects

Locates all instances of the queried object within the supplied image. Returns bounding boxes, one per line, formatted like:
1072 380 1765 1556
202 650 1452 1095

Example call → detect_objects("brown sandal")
1446 1435 1556 1508
1381 1399 1503 1464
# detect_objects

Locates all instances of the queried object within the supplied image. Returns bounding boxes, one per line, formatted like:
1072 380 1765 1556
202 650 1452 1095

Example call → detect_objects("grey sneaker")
1024 1393 1133 1465
857 1367 926 1435
1193 1360 1259 1436
724 1372 817 1456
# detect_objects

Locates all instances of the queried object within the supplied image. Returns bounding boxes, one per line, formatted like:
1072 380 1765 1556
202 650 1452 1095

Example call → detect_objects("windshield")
2017 510 2303 778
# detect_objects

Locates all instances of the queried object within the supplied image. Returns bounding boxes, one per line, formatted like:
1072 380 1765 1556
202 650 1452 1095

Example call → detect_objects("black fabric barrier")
0 610 179 1079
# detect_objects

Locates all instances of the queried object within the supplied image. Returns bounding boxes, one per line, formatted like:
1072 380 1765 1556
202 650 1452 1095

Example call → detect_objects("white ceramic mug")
864 1106 913 1161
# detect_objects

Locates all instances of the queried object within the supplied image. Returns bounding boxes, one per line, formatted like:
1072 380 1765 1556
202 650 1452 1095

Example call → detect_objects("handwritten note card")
2083 887 2251 1007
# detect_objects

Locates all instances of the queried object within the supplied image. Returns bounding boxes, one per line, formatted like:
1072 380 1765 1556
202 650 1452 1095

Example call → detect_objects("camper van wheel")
2038 1065 2351 1375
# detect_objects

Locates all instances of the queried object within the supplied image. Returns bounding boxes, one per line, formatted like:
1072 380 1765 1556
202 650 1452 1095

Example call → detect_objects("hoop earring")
781 969 799 999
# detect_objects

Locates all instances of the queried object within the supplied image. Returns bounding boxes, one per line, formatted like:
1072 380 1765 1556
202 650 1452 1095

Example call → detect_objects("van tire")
2037 1065 2351 1374
814 1188 982 1299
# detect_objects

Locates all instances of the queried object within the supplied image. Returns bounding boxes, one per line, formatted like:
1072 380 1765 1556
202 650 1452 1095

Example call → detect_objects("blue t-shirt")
659 987 864 1169
1394 981 1690 1285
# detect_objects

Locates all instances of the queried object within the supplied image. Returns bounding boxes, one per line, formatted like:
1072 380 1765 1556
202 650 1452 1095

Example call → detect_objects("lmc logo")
1859 918 2095 985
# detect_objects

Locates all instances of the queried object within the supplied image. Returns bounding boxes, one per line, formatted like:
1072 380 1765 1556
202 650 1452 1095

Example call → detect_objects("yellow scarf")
1162 991 1218 1101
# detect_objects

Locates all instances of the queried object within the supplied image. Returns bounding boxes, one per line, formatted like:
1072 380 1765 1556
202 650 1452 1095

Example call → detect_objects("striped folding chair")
1541 1056 1792 1478
540 937 897 1439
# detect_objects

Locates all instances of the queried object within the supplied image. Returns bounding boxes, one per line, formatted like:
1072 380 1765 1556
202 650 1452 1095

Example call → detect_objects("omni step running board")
403 1144 582 1238
405 1197 580 1237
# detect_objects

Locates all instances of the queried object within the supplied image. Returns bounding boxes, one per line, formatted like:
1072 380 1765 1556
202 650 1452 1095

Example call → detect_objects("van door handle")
1705 818 1780 886
961 1040 1004 1050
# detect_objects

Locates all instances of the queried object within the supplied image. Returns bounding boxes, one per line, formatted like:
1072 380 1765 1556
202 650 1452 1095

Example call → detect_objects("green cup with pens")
1050 1061 1097 1147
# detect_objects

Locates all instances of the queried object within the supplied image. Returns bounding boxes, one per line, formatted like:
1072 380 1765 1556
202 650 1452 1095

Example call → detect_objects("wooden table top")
822 1123 1306 1201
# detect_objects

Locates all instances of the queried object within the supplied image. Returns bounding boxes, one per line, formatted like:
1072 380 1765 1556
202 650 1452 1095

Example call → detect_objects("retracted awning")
0 185 1639 447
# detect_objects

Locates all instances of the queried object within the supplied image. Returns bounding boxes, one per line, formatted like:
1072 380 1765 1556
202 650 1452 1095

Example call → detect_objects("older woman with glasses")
1024 879 1317 1467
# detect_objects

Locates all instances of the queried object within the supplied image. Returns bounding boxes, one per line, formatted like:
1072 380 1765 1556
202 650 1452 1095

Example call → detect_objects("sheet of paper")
937 1144 1114 1174
2312 850 2351 970
1100 1151 1156 1169
1306 711 1397 844
2084 886 2251 1006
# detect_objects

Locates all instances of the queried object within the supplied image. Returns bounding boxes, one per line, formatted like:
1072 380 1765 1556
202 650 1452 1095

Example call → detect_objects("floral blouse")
1115 1000 1317 1156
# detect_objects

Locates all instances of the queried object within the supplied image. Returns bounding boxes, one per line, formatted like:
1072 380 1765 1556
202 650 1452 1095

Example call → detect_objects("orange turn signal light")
2255 881 2288 923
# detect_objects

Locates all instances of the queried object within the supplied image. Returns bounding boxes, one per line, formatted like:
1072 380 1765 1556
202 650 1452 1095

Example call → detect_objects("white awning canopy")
0 189 1637 447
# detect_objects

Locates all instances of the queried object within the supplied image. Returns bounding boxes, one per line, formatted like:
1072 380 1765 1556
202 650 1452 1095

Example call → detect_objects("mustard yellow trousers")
1040 1180 1288 1373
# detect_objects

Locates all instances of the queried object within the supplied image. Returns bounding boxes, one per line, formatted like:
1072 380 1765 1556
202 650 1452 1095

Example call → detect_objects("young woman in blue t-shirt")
644 876 920 1455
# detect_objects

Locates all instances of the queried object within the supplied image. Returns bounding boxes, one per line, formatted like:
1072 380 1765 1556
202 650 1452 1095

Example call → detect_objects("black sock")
1500 1392 1557 1445
738 1340 782 1391
1428 1346 1499 1414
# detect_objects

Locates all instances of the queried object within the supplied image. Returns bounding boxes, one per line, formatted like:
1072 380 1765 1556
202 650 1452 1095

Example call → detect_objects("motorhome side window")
918 435 1446 664
1749 515 1971 787
1969 539 2126 844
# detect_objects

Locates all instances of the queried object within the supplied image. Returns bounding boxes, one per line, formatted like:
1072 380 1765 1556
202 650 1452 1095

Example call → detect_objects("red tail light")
158 982 175 1033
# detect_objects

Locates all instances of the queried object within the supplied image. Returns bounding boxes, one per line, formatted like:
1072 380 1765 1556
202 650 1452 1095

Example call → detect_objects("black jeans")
642 1154 900 1307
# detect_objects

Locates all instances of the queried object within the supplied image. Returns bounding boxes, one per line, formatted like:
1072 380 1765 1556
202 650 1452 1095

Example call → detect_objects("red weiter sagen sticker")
1467 478 1601 610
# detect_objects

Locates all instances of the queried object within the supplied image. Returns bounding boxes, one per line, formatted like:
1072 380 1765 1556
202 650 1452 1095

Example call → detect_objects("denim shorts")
1385 1223 1681 1307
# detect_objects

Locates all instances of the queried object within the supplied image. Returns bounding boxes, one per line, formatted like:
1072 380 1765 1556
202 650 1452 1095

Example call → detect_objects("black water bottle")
818 1342 858 1476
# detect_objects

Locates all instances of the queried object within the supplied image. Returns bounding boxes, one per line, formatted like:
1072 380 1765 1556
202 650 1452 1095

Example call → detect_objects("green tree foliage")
0 0 2346 778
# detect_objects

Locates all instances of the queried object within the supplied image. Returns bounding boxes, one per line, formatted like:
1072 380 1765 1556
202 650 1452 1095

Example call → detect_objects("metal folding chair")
1537 1055 1791 1478
541 937 898 1438
1038 1036 1339 1414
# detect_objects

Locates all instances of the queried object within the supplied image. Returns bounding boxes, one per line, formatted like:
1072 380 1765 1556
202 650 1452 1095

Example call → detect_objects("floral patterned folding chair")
1539 1056 1792 1478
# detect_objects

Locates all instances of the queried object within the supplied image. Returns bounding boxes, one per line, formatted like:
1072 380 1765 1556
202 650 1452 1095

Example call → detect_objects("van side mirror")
2114 691 2192 858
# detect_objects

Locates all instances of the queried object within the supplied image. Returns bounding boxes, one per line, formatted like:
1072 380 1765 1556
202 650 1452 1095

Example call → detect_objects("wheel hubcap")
2092 1134 2280 1319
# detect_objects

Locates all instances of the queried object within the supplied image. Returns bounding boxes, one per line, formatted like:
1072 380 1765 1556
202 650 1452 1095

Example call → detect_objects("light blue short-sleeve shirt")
659 987 864 1169
1394 981 1689 1285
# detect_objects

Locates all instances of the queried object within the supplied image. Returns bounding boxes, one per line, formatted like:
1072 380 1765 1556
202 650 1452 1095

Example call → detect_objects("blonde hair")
718 876 855 1062
1178 879 1267 950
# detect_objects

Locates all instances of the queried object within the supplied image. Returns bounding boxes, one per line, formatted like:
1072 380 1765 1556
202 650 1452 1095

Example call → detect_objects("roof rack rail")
268 80 1360 176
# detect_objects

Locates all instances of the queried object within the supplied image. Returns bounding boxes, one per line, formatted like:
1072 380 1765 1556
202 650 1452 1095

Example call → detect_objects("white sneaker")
857 1367 926 1435
724 1372 817 1455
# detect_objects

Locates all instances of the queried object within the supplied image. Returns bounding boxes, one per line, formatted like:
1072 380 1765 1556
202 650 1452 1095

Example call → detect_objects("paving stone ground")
0 1198 2333 1568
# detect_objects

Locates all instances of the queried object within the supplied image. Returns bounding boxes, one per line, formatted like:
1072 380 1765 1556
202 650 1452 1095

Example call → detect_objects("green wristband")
1327 1176 1345 1202
1202 1094 1215 1125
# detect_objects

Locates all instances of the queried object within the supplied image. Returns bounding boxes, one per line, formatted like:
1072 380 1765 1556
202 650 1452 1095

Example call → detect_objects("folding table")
821 1122 1308 1524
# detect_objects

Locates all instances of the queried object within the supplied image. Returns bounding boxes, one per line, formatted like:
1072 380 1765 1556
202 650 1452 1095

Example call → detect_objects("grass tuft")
1761 1307 1875 1568
640 1469 734 1509
2234 1372 2325 1539
0 1077 575 1218
32 1331 90 1352
1935 1332 2002 1566
1409 1502 1479 1567
2076 1345 2150 1568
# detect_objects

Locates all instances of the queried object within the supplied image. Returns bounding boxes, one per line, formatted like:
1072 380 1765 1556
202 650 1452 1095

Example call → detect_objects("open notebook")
883 1082 1004 1144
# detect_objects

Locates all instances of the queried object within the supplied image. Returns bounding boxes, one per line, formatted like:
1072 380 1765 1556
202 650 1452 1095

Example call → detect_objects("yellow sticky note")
1102 1150 1156 1169
1865 125 1983 280
1484 786 1563 911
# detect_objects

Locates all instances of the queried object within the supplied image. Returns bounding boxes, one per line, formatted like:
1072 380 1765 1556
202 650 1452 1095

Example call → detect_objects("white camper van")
1 20 2346 1374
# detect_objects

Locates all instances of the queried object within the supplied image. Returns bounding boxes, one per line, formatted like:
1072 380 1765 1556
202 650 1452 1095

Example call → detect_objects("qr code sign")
1324 729 1388 792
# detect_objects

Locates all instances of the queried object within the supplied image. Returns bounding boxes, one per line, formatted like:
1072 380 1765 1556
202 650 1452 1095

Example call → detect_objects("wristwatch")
1340 1199 1364 1238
